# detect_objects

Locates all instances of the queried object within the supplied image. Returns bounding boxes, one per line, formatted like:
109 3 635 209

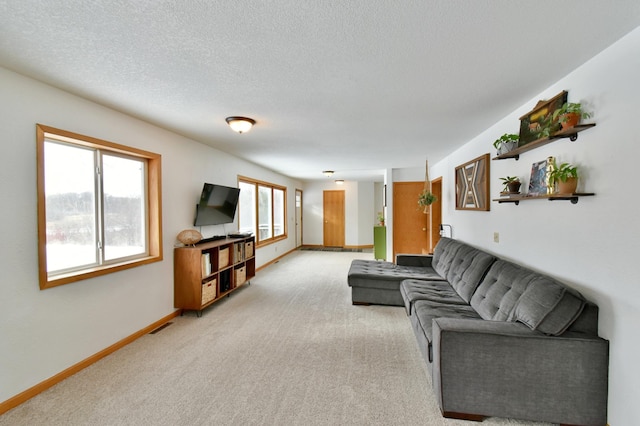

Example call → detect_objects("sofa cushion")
432 237 464 281
413 299 482 361
470 260 538 321
444 244 496 303
400 279 467 315
513 275 586 336
348 259 444 290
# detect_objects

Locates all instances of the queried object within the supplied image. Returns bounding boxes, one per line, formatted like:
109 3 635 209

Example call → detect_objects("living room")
1 3 639 425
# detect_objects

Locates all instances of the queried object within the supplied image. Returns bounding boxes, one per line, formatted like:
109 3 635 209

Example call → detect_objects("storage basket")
235 266 246 286
245 241 254 258
201 279 217 304
218 247 230 269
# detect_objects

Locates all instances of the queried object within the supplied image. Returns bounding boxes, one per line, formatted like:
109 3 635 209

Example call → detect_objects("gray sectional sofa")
347 237 609 425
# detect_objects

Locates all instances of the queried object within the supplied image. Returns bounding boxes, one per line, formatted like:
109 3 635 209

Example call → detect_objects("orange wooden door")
323 190 345 247
393 182 429 257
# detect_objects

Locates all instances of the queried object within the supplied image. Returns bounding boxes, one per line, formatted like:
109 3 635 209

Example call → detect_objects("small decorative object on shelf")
499 176 521 195
176 229 202 246
519 91 568 146
548 159 579 194
552 102 591 130
377 211 385 226
528 157 553 196
493 133 519 156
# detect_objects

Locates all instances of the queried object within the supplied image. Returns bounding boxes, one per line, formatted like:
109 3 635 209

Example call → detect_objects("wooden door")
428 178 443 253
323 190 345 247
393 182 429 258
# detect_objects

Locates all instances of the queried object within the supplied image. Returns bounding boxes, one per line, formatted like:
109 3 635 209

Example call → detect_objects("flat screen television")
193 183 240 226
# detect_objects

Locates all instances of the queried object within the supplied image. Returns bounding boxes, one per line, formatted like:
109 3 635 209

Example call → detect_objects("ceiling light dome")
226 116 256 133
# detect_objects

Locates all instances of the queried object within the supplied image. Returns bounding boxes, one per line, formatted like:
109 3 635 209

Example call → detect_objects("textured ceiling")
1 1 639 181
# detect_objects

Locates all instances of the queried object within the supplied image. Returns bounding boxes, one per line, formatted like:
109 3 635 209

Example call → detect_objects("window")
36 124 162 289
238 177 286 246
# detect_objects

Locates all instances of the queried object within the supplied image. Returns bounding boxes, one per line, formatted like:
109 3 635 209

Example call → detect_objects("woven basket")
177 229 202 245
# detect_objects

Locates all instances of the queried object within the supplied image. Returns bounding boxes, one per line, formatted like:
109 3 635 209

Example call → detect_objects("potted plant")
418 189 438 213
493 133 519 155
552 102 591 130
377 211 385 226
549 161 579 194
534 113 562 139
499 176 521 195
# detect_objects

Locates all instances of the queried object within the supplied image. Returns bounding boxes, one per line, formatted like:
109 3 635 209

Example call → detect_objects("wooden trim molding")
0 311 180 415
36 124 163 289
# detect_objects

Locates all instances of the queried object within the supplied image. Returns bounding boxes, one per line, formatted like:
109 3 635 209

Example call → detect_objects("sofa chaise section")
347 237 488 306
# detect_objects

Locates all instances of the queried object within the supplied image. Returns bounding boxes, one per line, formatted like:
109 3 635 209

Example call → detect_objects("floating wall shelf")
493 123 596 161
493 193 595 205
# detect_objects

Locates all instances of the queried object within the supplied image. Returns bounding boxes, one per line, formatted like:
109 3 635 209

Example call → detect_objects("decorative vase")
497 141 518 155
557 177 578 194
506 181 521 194
560 112 580 130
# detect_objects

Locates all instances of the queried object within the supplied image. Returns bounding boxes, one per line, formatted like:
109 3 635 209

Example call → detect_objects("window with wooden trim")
36 124 162 289
238 177 286 246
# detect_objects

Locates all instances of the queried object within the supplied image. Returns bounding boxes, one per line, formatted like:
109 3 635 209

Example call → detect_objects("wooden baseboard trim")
256 248 297 272
0 310 180 415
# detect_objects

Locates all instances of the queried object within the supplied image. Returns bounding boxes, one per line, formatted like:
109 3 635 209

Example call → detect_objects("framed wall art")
455 153 490 211
519 90 568 145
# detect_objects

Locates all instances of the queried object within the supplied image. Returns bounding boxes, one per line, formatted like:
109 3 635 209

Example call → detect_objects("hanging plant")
418 190 438 207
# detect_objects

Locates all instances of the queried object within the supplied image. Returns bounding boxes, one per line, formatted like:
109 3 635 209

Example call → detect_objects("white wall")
431 27 640 425
302 180 375 247
0 67 301 404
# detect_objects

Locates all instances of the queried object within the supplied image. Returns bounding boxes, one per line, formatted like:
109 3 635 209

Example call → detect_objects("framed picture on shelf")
528 159 550 196
455 153 490 211
519 90 568 145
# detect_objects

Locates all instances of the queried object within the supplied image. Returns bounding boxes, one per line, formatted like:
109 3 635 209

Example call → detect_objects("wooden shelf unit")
493 124 596 161
174 235 255 316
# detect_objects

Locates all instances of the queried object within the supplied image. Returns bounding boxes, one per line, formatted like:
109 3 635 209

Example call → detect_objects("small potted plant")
493 133 519 155
549 160 579 194
418 189 438 213
499 176 521 195
377 211 385 226
552 102 591 130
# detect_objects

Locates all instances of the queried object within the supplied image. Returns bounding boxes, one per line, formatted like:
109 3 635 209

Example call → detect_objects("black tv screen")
193 183 240 226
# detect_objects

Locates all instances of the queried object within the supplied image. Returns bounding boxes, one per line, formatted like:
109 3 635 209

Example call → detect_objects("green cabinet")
374 226 386 260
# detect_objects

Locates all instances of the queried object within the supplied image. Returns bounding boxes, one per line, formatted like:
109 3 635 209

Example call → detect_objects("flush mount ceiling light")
335 179 344 185
225 116 256 134
322 170 334 177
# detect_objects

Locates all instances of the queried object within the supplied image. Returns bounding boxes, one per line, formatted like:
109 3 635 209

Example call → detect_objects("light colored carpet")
0 250 554 425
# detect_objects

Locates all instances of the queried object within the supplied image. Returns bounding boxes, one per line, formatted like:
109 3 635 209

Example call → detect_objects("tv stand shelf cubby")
174 235 255 317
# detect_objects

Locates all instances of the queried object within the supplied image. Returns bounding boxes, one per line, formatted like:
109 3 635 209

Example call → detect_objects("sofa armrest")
431 317 609 425
396 253 434 267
